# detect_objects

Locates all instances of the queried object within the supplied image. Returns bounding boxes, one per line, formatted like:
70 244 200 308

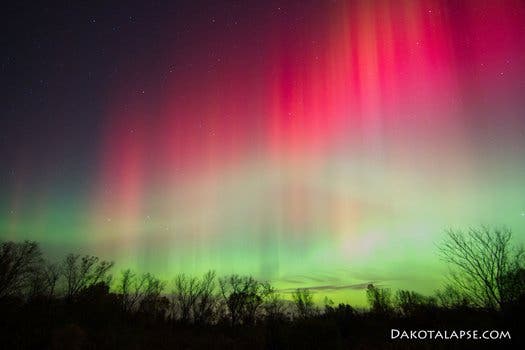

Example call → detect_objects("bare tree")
116 269 169 318
137 273 167 320
172 273 200 323
192 270 216 325
243 280 271 325
0 241 43 298
219 274 267 326
116 269 147 313
62 254 114 299
292 288 315 319
43 263 61 298
438 226 524 309
28 262 61 299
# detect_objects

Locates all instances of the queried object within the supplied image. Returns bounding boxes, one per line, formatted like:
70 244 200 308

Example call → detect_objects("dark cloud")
279 282 372 293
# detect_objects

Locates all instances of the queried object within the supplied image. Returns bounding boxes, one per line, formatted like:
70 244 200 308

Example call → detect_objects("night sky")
2 0 525 305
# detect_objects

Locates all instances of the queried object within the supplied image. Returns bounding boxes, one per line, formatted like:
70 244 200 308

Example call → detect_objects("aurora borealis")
2 0 525 305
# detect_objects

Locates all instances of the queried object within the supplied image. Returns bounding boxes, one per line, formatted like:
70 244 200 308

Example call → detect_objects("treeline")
0 226 524 349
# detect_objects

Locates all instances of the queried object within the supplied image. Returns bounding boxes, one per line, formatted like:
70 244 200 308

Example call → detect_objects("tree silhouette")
192 270 217 325
394 289 436 316
0 241 42 299
42 263 61 298
263 285 287 321
292 288 315 319
137 273 167 321
324 301 356 338
117 269 148 313
28 262 60 299
435 284 471 308
219 274 268 326
62 254 114 300
366 284 392 315
439 226 525 310
243 280 272 325
172 273 200 323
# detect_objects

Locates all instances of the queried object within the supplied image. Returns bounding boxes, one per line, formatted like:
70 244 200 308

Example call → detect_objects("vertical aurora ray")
2 0 525 305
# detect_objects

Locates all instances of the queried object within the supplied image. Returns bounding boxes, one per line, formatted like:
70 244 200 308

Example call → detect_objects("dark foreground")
1 293 523 350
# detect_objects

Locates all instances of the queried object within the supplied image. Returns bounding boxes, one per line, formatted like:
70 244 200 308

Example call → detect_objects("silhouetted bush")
366 284 392 316
292 288 316 319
